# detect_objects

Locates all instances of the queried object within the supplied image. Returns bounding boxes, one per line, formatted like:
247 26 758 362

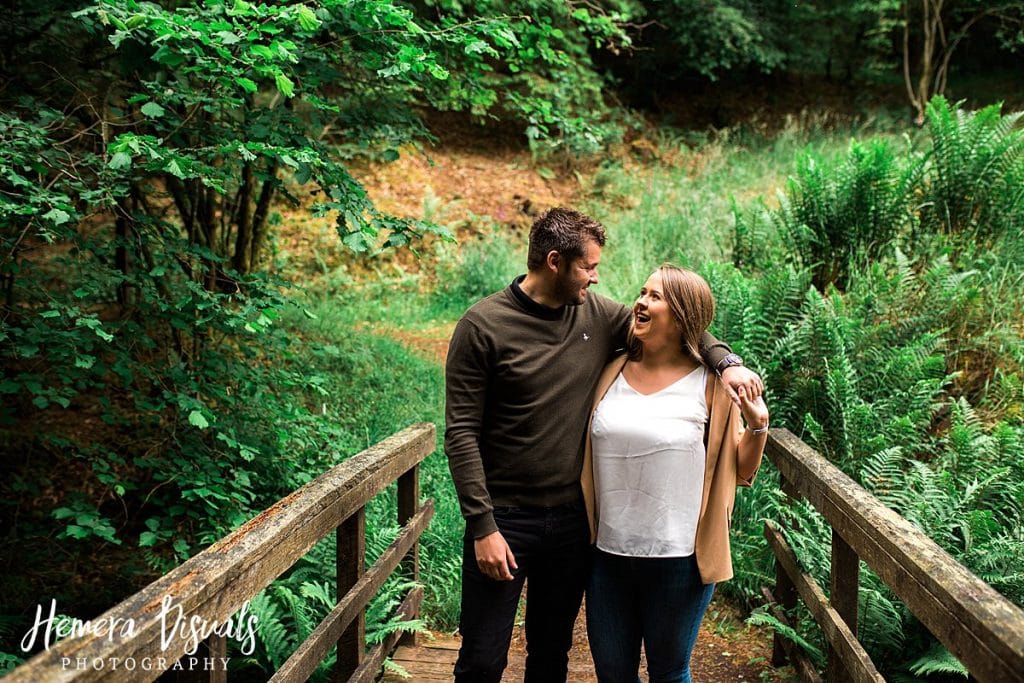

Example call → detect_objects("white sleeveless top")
591 366 708 557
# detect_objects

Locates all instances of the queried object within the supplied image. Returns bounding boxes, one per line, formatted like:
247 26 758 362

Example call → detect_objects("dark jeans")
586 549 715 683
454 502 591 683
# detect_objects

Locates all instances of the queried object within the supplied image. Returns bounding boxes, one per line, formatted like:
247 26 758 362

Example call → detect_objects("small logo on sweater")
582 333 590 341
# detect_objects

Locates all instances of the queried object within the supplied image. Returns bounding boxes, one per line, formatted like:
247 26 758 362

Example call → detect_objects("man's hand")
721 365 764 406
474 531 518 581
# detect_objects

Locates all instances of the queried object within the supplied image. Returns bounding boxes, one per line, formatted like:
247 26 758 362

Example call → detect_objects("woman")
580 264 769 683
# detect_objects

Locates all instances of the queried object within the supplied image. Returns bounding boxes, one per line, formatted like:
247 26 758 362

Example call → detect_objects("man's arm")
699 331 763 403
444 317 498 539
444 317 518 580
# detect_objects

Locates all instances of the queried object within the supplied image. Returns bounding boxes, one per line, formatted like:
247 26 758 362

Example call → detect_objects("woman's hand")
739 393 769 431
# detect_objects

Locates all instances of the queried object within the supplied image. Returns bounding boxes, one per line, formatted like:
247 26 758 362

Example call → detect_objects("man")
444 208 762 681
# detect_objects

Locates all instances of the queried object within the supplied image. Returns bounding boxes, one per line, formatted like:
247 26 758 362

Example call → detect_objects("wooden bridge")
8 423 1024 682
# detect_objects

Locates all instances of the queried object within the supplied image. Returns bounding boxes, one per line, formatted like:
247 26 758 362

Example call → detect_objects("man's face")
554 239 601 306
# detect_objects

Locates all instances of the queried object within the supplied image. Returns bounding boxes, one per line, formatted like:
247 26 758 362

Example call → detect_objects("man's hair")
627 264 715 362
526 208 606 271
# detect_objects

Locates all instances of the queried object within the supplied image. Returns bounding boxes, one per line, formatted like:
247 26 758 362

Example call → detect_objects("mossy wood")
7 423 436 683
765 428 1024 682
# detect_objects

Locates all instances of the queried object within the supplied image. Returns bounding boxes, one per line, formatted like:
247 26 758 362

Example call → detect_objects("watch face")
723 353 743 367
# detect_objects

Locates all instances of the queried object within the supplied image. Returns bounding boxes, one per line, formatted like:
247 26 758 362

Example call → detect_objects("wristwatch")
715 353 744 374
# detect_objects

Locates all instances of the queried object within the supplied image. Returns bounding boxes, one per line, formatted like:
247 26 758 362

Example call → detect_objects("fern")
746 607 825 663
907 643 968 678
921 96 1024 244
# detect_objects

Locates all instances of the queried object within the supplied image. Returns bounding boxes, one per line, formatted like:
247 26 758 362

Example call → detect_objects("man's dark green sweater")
444 276 730 538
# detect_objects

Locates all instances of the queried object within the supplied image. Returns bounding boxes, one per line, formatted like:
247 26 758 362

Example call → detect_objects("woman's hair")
627 264 715 362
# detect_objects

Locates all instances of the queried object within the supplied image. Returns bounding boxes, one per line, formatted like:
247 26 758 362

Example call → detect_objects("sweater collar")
509 275 564 320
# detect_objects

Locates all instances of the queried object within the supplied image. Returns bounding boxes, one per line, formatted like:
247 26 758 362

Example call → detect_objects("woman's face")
632 272 677 347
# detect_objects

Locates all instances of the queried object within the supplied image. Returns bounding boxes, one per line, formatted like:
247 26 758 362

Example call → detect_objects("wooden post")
396 465 420 647
829 529 860 682
772 472 800 667
171 632 228 683
336 507 366 681
206 633 227 683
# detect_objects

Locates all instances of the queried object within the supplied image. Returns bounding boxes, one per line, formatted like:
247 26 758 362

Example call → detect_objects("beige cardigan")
581 354 758 584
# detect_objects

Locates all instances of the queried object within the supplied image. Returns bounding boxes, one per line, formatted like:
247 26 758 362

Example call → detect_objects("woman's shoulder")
593 354 629 404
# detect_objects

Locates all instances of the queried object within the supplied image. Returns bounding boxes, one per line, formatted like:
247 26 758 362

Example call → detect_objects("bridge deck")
381 599 785 682
382 635 598 681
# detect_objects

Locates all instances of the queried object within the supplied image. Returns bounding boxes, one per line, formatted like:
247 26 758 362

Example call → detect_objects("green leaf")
296 6 320 31
188 410 209 429
275 73 294 97
165 159 186 179
108 152 133 170
250 44 274 60
382 149 399 162
43 208 71 225
141 102 165 118
139 531 159 547
236 76 258 93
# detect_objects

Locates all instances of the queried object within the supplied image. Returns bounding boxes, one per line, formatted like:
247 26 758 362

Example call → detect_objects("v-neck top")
590 365 708 557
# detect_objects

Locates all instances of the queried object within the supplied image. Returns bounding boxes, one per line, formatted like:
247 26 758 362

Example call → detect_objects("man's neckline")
509 275 564 320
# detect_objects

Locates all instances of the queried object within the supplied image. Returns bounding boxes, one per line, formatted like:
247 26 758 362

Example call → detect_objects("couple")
445 208 769 682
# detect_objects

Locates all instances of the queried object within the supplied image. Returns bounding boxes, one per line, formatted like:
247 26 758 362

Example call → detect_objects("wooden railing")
7 423 436 683
763 428 1024 683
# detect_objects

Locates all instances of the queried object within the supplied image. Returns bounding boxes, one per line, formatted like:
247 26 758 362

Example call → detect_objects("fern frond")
908 643 968 678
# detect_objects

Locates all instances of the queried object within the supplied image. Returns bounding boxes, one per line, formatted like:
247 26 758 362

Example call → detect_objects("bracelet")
749 424 769 434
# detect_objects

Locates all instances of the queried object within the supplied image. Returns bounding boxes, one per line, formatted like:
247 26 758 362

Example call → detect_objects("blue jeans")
454 502 591 682
586 549 715 683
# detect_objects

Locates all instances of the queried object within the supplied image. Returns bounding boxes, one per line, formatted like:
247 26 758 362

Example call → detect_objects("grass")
585 117 901 302
278 298 466 629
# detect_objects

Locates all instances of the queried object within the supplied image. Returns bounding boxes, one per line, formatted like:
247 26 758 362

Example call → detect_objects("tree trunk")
248 163 279 273
232 163 254 275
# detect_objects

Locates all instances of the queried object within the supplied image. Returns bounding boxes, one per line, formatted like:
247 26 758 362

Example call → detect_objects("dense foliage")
0 0 614 674
718 99 1024 679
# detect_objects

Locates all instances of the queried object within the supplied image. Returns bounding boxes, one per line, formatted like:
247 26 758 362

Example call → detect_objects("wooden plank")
270 501 434 683
829 529 860 682
766 429 1024 682
348 587 423 683
388 646 459 665
761 586 823 683
765 521 884 683
7 423 436 683
415 637 461 651
335 507 366 680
